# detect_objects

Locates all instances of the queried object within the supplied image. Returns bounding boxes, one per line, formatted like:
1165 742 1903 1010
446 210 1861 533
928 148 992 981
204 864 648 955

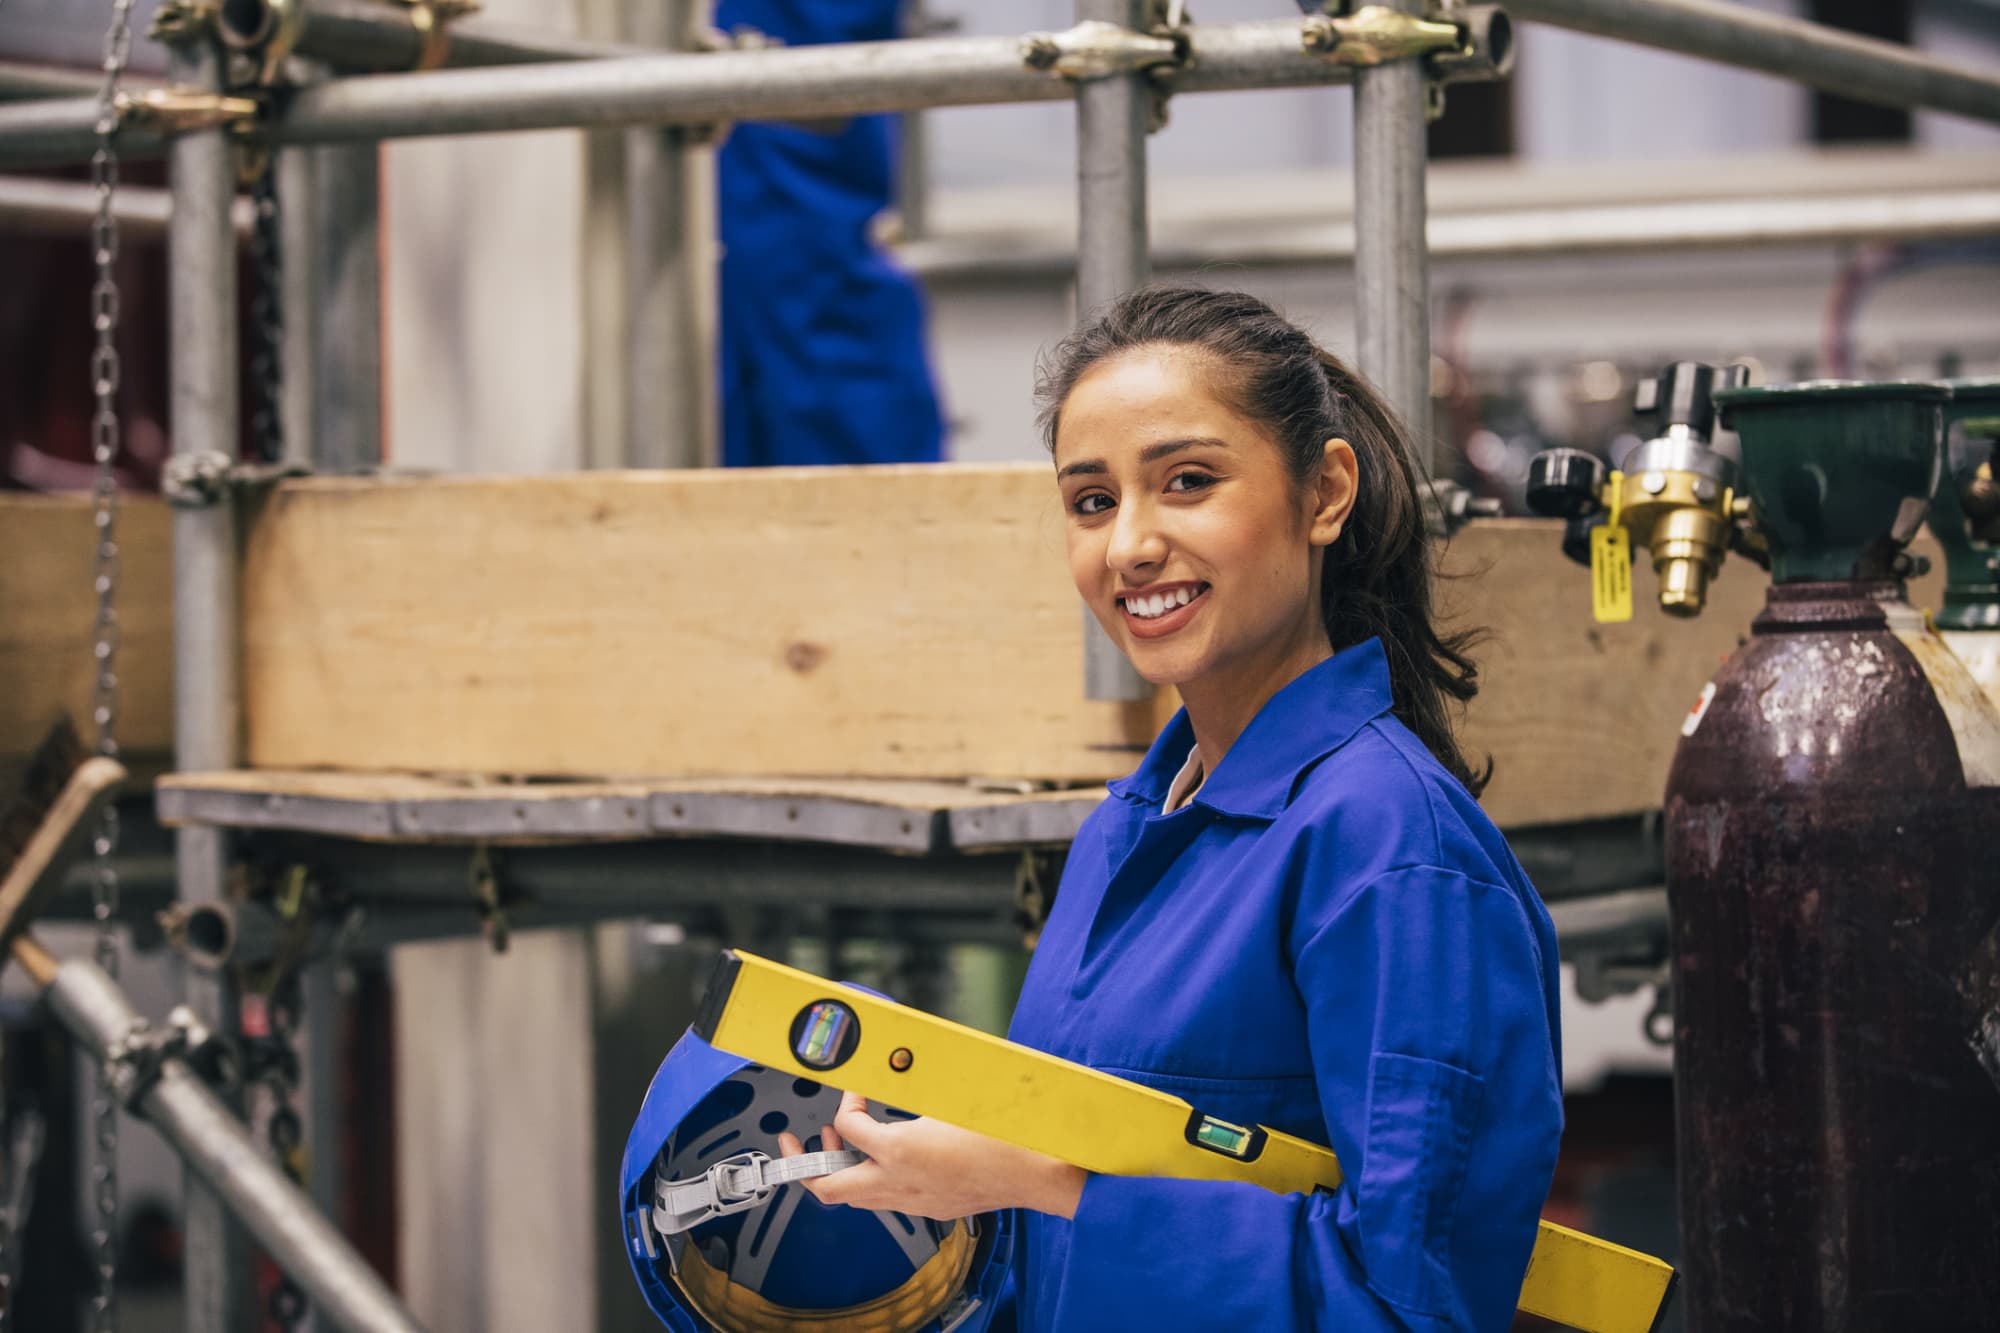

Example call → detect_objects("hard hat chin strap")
654 1149 867 1237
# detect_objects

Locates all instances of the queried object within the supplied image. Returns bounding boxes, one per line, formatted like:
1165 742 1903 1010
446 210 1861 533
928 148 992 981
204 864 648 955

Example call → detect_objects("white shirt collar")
1161 746 1206 815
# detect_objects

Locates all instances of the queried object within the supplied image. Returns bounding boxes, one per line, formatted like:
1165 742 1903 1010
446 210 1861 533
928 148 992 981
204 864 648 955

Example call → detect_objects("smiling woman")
1041 286 1489 794
780 288 1564 1333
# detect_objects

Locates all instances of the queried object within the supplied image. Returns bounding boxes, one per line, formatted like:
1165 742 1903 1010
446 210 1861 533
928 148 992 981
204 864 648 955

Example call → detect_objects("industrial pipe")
44 958 427 1333
1508 0 2000 125
0 16 1513 166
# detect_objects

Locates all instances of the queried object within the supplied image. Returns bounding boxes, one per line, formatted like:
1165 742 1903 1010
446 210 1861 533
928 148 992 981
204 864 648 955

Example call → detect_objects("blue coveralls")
1005 637 1564 1332
715 0 945 469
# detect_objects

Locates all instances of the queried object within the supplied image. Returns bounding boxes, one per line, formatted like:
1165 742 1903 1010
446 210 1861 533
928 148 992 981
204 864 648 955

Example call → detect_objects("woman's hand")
775 1091 1086 1221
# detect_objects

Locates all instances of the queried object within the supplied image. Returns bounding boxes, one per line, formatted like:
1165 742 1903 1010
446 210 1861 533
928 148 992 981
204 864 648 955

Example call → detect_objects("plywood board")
236 466 1948 827
0 494 175 788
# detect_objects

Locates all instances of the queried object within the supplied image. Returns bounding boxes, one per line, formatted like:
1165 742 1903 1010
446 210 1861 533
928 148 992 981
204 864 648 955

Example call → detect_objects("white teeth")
1123 587 1200 619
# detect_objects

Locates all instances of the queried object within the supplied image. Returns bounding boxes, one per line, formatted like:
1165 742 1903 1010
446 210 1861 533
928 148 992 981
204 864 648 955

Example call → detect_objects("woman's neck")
1179 630 1334 774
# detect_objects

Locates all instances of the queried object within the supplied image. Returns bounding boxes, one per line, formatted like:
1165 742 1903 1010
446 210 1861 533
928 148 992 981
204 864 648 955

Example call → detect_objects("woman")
778 287 1562 1331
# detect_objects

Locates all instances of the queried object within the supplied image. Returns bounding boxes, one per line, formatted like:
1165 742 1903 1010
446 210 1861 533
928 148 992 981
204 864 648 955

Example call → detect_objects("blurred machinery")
1935 380 2000 702
1525 363 1767 615
1534 371 2000 1331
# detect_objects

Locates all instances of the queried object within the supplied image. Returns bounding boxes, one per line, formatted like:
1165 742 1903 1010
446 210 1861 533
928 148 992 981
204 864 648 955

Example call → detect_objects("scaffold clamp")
101 1005 230 1109
113 88 263 138
162 449 238 508
1300 5 1466 66
1020 20 1183 81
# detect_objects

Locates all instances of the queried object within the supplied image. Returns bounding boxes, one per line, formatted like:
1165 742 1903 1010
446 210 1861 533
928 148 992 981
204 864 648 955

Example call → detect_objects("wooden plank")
241 467 1176 784
0 495 175 789
1447 519 1945 829
235 466 1947 827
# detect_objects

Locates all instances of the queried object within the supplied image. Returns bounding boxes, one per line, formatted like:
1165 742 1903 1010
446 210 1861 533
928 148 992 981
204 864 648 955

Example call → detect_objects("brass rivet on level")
889 1048 914 1072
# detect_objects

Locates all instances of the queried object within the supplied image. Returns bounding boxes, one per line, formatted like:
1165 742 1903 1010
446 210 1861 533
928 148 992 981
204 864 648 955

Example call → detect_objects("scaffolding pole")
42 957 426 1333
166 34 255 1333
1075 0 1154 702
1352 0 1436 476
219 0 640 71
1507 0 2000 124
0 16 1521 167
623 0 714 470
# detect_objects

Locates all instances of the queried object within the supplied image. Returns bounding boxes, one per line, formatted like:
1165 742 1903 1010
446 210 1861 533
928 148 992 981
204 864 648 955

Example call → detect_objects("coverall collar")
1107 635 1397 821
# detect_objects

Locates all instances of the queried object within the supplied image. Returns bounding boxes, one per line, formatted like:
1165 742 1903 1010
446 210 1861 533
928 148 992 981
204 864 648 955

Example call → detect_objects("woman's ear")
1309 437 1360 547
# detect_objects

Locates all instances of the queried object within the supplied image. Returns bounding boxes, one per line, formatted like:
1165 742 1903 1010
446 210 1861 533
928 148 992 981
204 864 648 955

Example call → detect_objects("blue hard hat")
619 1024 1014 1333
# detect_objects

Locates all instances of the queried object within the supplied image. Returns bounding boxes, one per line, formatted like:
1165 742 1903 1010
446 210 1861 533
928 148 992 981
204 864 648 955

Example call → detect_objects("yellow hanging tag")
1592 470 1633 624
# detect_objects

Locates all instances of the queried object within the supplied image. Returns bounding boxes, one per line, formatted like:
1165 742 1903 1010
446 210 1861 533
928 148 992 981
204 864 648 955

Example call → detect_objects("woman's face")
1053 346 1354 693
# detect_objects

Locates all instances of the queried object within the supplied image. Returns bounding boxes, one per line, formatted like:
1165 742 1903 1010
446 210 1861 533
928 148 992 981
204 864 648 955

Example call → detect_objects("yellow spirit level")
693 950 1677 1333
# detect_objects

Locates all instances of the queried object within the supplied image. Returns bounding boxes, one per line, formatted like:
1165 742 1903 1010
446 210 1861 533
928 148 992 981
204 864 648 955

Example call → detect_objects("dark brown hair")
1035 285 1490 795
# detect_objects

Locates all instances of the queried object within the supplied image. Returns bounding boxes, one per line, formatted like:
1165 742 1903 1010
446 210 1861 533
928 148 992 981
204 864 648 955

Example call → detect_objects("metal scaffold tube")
43 959 427 1333
1075 0 1154 703
1508 0 2000 124
623 0 715 470
1352 0 1435 477
219 0 639 71
0 16 1517 167
167 34 256 1333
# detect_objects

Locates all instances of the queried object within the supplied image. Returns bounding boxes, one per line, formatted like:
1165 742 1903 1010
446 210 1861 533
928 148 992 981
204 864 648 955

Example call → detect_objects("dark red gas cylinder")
1664 579 2000 1331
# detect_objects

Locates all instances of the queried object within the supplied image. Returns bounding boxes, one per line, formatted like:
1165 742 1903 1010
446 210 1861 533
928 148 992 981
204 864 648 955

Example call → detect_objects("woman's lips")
1118 584 1210 640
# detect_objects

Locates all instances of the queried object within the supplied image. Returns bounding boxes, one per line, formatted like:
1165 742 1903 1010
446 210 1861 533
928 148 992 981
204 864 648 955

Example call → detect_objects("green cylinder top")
1936 380 2000 626
1713 380 1947 585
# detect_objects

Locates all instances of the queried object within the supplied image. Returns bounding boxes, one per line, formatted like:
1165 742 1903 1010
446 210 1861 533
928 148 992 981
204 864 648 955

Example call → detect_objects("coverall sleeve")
1044 866 1563 1332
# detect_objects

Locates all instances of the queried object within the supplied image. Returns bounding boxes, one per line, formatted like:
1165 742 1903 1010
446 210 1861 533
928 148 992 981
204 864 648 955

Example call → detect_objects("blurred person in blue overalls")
717 0 943 468
779 287 1563 1332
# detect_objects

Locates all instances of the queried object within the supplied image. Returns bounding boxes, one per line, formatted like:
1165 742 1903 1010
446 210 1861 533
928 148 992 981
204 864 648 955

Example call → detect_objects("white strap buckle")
652 1148 865 1237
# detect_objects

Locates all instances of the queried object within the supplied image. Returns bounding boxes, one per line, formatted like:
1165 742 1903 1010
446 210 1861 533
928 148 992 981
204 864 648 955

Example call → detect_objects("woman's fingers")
830 1090 886 1154
807 1158 889 1208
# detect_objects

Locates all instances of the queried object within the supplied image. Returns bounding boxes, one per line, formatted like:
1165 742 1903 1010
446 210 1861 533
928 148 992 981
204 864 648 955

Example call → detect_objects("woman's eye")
1166 470 1216 494
1072 492 1115 516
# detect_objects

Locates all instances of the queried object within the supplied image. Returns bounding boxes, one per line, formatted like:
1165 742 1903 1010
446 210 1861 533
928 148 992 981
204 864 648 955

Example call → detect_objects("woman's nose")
1105 499 1168 572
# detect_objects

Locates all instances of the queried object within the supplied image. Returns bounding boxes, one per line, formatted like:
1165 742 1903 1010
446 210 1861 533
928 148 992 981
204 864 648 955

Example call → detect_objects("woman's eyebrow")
1139 437 1226 463
1057 437 1227 480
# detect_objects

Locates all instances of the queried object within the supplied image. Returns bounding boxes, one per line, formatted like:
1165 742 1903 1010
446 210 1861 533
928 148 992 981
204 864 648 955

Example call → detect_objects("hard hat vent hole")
792 1077 822 1098
759 1111 790 1135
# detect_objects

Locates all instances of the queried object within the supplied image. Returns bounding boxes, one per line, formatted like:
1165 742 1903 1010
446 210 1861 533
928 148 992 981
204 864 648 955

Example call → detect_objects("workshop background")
3 0 1999 1331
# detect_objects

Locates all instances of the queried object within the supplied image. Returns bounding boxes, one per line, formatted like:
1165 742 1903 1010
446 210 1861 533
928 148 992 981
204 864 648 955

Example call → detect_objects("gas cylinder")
1936 380 2000 706
1664 381 2000 1332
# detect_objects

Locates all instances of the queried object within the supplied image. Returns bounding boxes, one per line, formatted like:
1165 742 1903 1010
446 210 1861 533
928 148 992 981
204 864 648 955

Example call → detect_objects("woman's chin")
1124 643 1205 689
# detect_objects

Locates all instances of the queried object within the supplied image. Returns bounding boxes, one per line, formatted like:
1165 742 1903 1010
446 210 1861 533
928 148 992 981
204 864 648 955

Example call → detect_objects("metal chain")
248 158 286 464
85 4 141 1330
256 986 308 1331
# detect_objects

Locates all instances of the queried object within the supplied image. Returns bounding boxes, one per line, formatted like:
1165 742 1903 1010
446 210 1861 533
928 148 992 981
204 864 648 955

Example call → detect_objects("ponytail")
1036 286 1490 795
1312 350 1490 795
